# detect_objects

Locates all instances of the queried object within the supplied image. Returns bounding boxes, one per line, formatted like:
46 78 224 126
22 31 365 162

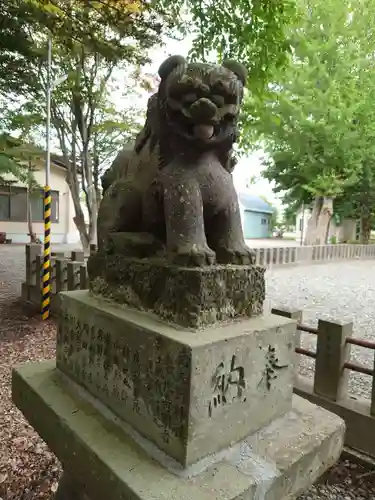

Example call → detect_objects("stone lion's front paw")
171 243 216 267
215 244 255 265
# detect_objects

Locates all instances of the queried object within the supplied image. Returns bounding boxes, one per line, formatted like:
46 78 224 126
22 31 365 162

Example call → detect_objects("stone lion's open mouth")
165 95 224 141
166 104 229 142
179 121 222 141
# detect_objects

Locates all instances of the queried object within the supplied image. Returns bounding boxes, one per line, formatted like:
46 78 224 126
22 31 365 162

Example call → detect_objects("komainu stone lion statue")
98 55 254 267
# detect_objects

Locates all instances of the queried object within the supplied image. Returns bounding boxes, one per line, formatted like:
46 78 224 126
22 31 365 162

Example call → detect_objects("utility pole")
42 36 52 321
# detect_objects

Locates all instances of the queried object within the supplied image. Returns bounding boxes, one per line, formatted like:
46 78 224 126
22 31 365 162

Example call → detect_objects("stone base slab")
56 291 296 467
87 253 266 328
12 360 345 500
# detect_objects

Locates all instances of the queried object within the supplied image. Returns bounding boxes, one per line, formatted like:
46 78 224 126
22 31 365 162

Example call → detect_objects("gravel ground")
266 261 375 401
0 247 61 499
1 246 375 499
265 262 375 498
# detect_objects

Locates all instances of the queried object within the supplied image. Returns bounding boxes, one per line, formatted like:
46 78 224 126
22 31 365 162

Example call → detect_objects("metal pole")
42 36 52 321
46 37 51 188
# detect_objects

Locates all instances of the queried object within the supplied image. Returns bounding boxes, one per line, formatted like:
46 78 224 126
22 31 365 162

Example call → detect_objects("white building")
295 206 358 244
0 155 79 244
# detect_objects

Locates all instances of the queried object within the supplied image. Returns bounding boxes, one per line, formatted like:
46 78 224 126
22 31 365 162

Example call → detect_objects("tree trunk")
304 196 334 245
73 83 98 248
82 147 98 246
26 160 36 243
359 214 372 244
70 115 91 252
65 156 90 252
93 154 102 205
27 191 36 243
88 198 98 246
74 213 90 251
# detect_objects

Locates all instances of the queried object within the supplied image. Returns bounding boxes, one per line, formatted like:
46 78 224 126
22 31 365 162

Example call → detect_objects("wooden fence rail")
21 244 91 312
22 240 375 300
272 307 375 460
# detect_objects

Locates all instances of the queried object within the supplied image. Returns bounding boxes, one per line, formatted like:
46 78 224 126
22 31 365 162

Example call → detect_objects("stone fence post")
67 261 81 290
371 359 375 417
80 265 89 289
50 253 64 295
34 254 43 295
55 259 68 293
254 248 261 266
313 319 353 401
71 250 85 262
25 244 41 286
271 307 302 382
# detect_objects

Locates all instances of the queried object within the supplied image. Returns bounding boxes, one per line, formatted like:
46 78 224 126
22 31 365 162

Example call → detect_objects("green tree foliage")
282 203 299 230
0 0 169 95
0 0 297 248
335 162 375 243
185 0 297 93
0 0 297 97
0 134 43 241
270 206 279 232
0 134 40 186
248 0 375 244
0 3 40 96
0 0 161 249
2 57 143 250
259 195 278 231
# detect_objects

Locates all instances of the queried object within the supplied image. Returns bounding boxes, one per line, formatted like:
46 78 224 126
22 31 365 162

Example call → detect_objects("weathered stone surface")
97 56 255 267
12 360 345 500
87 253 266 328
56 290 295 467
54 473 89 500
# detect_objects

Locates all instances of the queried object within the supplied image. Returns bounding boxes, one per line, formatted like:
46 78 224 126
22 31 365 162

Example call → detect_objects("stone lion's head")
157 55 247 149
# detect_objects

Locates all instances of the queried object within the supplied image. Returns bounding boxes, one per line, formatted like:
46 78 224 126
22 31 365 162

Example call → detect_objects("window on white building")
0 186 59 222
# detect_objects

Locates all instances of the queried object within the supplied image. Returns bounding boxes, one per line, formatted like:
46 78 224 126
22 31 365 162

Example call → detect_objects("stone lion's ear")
222 60 247 86
158 55 186 80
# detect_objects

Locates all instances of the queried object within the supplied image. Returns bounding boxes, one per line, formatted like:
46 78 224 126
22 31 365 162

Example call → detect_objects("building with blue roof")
237 192 274 239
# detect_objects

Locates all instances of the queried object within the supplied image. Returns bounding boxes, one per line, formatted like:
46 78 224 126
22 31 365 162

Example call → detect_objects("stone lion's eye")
212 79 238 101
225 95 239 106
213 80 227 93
198 83 210 94
180 75 195 87
211 95 225 107
182 93 197 105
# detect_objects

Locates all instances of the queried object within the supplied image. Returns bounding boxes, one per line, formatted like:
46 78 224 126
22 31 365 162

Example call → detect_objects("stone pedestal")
12 272 345 499
56 291 295 466
87 253 266 328
12 361 345 500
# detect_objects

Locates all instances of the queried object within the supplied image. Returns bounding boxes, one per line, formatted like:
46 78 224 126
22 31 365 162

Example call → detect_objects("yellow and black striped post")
42 185 52 320
43 36 52 320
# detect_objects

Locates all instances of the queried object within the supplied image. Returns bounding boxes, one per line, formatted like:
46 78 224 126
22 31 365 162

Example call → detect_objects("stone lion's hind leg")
97 180 143 251
207 203 255 265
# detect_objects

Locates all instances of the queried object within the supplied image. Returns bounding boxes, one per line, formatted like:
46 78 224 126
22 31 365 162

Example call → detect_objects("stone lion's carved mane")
102 56 245 194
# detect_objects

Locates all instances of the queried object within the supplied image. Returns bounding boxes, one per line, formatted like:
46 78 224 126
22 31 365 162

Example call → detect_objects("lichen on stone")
87 253 266 329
